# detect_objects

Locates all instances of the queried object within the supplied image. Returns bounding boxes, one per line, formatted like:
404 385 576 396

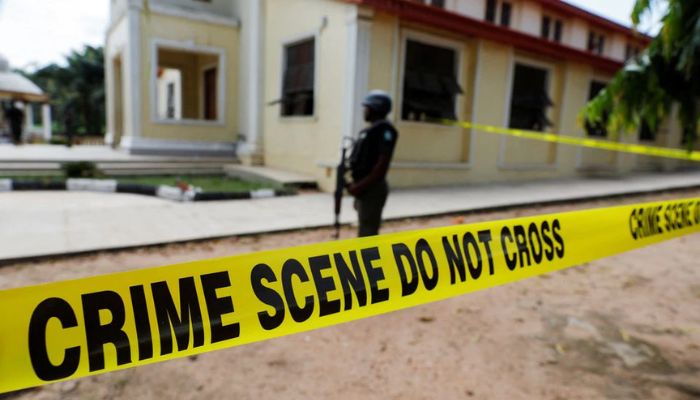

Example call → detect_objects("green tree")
21 45 105 137
582 0 700 148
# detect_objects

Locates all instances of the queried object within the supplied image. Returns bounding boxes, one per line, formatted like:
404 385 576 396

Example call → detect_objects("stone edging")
0 178 294 202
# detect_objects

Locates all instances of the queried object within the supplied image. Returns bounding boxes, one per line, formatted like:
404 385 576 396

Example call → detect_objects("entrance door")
204 67 217 120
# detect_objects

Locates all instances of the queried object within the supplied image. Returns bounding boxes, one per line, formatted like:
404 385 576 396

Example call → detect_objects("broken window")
401 39 463 122
281 38 315 117
508 64 553 131
584 80 608 137
155 47 220 121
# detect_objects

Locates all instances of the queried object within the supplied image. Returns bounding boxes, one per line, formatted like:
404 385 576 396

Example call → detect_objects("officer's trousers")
355 180 389 237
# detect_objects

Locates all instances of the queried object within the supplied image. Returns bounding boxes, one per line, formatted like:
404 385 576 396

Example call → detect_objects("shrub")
61 162 102 178
49 136 68 146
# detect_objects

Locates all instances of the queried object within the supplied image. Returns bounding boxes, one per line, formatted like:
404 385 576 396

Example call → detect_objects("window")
402 39 463 122
155 47 220 122
625 44 641 60
508 64 553 131
541 16 551 39
639 121 656 142
203 67 218 120
485 0 497 22
485 0 512 27
588 31 606 55
584 81 608 137
281 38 315 117
553 20 563 42
541 16 563 43
500 2 512 27
426 0 445 7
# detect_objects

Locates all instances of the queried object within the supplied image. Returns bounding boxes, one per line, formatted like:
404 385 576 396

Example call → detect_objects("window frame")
200 63 219 121
398 29 465 126
149 38 226 126
485 0 512 27
504 58 555 133
584 80 609 138
541 15 564 43
499 54 558 170
587 30 606 56
278 32 320 120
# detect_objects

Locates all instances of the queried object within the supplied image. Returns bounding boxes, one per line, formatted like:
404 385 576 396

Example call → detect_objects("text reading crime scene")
27 219 565 382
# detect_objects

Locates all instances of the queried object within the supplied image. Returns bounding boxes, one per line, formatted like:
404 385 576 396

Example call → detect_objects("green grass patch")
114 175 279 192
0 175 282 193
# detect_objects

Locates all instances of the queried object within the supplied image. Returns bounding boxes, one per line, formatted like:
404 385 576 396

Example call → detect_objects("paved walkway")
1 170 700 261
0 144 233 162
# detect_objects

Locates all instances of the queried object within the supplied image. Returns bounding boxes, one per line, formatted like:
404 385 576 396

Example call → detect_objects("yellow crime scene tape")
443 120 700 162
0 198 699 393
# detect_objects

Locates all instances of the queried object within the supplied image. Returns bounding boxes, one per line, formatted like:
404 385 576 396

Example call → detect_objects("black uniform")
349 120 398 237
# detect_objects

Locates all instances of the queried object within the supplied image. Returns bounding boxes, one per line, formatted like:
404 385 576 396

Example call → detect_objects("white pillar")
42 103 52 141
24 103 34 136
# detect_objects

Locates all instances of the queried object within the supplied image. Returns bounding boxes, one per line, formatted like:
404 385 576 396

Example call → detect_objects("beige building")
105 0 693 191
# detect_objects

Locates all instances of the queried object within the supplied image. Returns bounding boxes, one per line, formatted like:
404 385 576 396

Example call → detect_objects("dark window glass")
588 32 605 55
587 32 596 52
402 40 463 122
508 64 553 131
597 35 605 55
639 121 656 141
625 44 640 60
584 81 608 137
500 2 512 27
553 20 563 42
430 0 445 7
541 16 551 39
485 0 497 22
281 38 315 117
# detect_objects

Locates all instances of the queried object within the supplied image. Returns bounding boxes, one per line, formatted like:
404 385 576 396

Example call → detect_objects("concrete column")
24 103 34 136
342 9 371 144
119 0 143 151
42 103 52 141
237 0 265 165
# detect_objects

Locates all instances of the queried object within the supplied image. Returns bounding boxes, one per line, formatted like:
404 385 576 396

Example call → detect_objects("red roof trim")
348 0 624 74
536 0 651 44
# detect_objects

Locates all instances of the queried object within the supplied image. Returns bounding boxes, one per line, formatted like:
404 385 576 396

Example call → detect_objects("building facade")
105 0 693 191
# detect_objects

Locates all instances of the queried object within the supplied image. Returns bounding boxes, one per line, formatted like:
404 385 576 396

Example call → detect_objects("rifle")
333 138 352 239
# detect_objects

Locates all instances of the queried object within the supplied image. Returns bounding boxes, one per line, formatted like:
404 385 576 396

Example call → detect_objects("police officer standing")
348 91 399 237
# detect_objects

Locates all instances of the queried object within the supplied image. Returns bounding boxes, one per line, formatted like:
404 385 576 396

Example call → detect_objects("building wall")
138 13 239 143
262 0 357 182
151 0 236 18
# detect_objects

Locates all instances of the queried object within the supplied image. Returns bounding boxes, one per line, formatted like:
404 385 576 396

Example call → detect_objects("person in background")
348 90 399 237
5 101 25 145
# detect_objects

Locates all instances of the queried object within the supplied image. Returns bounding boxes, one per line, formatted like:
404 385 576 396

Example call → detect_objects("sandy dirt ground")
1 190 700 400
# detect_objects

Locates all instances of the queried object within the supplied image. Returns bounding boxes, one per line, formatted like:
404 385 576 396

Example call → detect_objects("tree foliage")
582 0 700 148
21 45 105 136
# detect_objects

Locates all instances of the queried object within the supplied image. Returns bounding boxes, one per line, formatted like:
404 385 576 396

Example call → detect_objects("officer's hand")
348 184 361 196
